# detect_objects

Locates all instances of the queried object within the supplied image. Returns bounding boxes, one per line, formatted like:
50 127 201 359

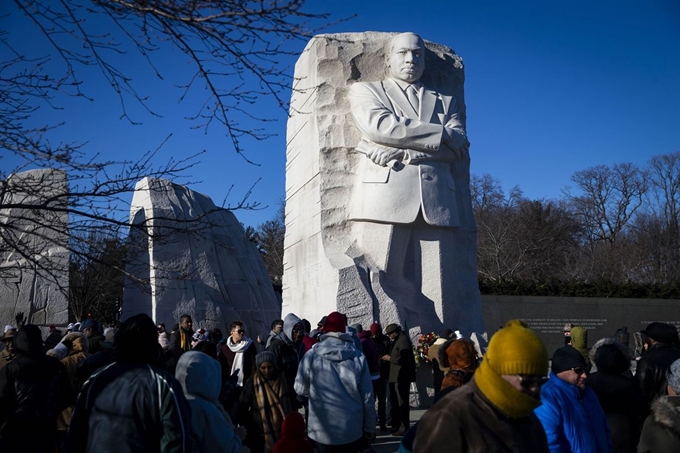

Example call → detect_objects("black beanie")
551 346 586 374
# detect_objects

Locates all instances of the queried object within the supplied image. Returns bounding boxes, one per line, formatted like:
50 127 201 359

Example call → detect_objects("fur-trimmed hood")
438 338 476 371
651 396 680 434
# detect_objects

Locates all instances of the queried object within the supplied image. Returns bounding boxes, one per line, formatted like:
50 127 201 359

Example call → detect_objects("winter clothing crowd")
0 313 679 453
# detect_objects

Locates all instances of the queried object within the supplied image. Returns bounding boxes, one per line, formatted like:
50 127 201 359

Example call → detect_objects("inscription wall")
482 295 680 355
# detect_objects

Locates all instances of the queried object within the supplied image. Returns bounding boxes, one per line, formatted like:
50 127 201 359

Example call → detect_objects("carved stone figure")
283 32 484 338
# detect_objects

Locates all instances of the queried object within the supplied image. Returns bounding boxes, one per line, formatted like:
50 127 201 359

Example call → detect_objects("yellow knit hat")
485 319 548 376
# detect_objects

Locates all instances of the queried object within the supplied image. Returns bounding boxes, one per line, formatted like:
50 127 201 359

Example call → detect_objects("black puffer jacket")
0 325 73 451
636 343 680 407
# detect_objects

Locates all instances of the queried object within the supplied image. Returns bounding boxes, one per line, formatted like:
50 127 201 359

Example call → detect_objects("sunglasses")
516 375 549 389
234 329 244 334
571 367 588 376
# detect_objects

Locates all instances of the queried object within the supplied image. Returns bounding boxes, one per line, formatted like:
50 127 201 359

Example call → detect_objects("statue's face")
387 33 425 83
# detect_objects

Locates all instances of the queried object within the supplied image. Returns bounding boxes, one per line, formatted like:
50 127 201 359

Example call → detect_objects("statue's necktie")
406 84 420 115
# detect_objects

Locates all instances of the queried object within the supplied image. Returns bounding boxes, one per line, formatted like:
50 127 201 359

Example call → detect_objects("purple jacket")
358 331 380 376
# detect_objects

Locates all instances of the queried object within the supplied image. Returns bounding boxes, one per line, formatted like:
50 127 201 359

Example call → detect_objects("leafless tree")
1 1 340 322
252 203 285 289
564 163 648 244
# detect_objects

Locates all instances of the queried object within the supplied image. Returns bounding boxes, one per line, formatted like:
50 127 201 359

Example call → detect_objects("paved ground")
372 408 427 453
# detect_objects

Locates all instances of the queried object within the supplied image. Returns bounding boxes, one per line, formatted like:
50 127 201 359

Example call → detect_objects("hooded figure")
273 412 314 453
267 313 306 405
294 313 375 449
438 338 477 391
586 341 645 453
569 326 591 368
0 325 73 452
176 351 243 453
638 358 680 453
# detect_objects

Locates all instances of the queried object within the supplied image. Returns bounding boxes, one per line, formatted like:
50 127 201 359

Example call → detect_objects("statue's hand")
443 128 470 159
367 145 405 167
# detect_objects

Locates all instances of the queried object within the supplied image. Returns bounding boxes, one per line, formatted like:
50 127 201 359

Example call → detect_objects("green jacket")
570 326 591 367
389 331 416 383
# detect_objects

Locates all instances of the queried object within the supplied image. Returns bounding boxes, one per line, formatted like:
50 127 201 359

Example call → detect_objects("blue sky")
4 0 679 227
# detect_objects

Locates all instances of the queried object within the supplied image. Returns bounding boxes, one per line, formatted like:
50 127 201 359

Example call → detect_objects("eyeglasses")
292 328 304 333
516 375 549 389
571 367 588 376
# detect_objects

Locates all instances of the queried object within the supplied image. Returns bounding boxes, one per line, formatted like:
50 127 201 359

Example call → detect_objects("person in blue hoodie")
535 345 613 453
294 311 376 453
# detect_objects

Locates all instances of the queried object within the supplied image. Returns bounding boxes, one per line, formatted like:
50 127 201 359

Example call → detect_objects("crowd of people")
0 311 679 453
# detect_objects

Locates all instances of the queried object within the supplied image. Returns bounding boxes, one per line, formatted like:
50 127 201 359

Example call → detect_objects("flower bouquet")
414 332 439 367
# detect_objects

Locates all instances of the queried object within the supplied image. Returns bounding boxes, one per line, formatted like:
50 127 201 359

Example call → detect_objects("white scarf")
227 336 252 386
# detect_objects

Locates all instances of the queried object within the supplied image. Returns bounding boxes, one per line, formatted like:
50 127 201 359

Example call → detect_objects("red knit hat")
323 312 346 333
370 322 381 335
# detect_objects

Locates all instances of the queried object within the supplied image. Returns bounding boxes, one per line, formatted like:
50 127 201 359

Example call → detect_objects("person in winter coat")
427 328 453 394
414 320 550 453
68 314 192 453
356 324 381 383
176 351 245 453
273 412 314 453
535 345 613 453
635 322 680 410
168 314 194 375
382 323 416 437
587 340 646 453
438 338 477 391
0 324 73 452
218 321 258 388
267 313 306 405
52 332 91 450
239 351 293 453
638 358 680 453
371 322 391 431
294 312 376 452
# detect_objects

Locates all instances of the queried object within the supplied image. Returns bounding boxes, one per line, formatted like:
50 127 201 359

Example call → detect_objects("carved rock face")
122 177 280 336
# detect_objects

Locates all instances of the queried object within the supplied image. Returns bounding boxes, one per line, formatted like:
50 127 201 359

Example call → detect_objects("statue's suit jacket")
348 78 466 227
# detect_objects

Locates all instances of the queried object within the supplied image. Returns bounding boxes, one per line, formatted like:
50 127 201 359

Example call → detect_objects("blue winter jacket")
534 372 613 453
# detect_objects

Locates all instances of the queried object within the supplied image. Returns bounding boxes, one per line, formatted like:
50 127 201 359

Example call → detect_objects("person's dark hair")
179 314 192 323
301 319 311 334
14 324 44 357
209 328 223 344
271 319 284 330
229 321 244 332
192 340 217 359
114 314 160 363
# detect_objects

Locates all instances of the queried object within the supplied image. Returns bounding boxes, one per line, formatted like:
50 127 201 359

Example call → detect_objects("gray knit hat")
256 351 277 369
668 358 680 394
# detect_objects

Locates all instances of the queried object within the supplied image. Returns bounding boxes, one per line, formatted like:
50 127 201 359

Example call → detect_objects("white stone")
283 32 486 339
0 169 69 328
122 177 280 336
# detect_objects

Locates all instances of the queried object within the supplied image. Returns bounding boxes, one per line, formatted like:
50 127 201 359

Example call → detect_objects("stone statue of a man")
346 32 480 334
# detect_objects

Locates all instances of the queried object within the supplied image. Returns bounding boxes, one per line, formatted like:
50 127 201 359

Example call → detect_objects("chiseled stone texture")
283 32 485 338
0 169 69 328
122 177 280 336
